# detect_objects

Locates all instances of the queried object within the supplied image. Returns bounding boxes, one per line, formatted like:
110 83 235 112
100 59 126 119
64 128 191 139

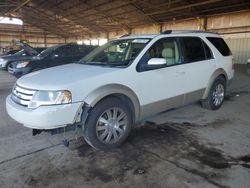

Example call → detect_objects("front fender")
83 84 141 121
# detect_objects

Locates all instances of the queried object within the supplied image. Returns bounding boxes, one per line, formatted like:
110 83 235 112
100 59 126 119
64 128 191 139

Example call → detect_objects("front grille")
11 84 36 107
8 63 14 73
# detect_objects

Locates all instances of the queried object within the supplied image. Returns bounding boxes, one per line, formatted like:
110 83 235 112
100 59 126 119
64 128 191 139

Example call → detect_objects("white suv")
6 30 234 150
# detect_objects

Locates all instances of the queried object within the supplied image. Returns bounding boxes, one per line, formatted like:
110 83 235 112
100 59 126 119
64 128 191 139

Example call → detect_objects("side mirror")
148 58 166 65
140 58 167 71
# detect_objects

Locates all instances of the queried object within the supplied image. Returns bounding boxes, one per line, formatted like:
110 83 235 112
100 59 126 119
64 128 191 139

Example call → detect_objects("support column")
107 32 109 42
44 34 47 47
160 24 163 33
203 17 208 31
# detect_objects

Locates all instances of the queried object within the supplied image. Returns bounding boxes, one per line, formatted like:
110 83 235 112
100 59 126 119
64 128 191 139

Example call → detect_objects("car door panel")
137 66 187 119
179 37 214 104
134 37 187 119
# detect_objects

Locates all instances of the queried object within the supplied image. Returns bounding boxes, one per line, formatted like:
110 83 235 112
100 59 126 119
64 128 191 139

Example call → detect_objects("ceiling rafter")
35 0 109 34
1 0 250 38
82 1 132 32
21 5 94 36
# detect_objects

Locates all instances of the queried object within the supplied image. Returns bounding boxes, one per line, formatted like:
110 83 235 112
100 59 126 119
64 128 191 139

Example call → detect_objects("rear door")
179 37 215 104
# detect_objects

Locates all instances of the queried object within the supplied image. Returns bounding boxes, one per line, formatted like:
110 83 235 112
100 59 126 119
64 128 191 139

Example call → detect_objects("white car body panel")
6 95 81 129
6 32 234 130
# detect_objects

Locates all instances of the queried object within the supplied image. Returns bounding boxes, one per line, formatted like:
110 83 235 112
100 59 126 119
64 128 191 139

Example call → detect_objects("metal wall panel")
225 38 250 64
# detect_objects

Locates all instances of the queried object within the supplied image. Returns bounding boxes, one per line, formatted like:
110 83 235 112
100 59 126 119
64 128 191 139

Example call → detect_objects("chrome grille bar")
11 84 36 107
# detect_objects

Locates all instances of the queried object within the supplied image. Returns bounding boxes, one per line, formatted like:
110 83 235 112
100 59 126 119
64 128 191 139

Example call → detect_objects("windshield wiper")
76 60 127 67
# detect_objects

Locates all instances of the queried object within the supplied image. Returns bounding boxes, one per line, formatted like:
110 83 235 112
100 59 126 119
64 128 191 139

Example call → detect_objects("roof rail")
161 30 218 35
120 34 130 38
161 30 172 34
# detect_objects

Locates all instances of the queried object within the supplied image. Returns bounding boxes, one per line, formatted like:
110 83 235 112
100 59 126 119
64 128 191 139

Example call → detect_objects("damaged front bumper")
6 94 90 130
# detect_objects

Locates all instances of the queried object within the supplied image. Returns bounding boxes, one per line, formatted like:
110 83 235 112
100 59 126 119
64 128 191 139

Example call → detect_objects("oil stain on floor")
2 121 249 188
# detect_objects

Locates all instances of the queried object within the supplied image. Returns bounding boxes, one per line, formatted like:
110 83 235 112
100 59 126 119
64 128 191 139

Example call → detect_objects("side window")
56 46 73 57
72 46 80 56
137 37 180 72
181 37 206 63
207 37 232 56
78 45 88 55
202 41 213 59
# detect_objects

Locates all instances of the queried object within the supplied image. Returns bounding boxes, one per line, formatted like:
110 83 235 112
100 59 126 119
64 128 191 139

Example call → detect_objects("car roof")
119 30 220 40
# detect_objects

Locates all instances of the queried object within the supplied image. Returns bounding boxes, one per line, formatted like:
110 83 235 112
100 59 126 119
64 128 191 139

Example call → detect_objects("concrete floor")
0 67 250 188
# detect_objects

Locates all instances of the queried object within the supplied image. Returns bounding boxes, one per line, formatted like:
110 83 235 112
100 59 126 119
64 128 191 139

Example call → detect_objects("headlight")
28 90 72 109
16 61 30 68
0 58 7 65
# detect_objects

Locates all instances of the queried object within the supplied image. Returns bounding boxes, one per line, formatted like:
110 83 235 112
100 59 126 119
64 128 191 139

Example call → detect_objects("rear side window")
181 37 206 63
57 46 73 57
207 37 231 56
78 45 95 55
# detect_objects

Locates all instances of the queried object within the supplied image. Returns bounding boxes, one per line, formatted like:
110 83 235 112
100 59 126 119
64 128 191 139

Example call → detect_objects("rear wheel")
202 76 226 110
83 97 133 150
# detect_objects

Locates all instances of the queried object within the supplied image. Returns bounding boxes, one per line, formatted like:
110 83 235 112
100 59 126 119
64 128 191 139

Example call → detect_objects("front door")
134 37 187 119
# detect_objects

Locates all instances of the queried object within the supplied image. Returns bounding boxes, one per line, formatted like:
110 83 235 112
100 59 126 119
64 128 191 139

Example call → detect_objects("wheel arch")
202 68 228 99
5 60 13 70
83 84 141 122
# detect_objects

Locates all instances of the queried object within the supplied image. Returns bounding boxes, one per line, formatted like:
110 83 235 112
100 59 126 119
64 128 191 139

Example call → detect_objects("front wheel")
6 62 13 71
83 97 133 150
202 76 226 110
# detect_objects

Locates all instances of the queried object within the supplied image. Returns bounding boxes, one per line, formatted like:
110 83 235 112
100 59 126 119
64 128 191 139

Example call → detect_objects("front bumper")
0 62 7 70
6 95 82 130
8 66 31 77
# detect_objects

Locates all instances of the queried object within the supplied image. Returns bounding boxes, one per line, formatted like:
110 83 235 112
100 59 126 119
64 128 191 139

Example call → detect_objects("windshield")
13 49 26 56
81 38 150 67
38 46 57 57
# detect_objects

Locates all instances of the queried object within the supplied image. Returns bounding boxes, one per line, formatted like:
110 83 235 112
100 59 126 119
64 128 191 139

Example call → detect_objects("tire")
202 76 226 110
83 97 133 150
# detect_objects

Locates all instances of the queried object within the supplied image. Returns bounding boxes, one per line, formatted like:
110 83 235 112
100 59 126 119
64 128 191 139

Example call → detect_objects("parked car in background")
6 30 234 150
0 40 45 71
8 43 96 77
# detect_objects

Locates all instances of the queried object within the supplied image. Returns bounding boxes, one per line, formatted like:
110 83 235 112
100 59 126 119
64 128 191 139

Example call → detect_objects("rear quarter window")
78 45 95 55
207 37 232 56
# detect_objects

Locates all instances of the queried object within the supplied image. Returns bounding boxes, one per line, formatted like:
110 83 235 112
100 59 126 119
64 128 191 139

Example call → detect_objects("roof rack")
161 30 218 35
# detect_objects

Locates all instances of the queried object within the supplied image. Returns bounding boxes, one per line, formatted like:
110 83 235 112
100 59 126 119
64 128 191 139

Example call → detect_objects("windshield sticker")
132 39 149 43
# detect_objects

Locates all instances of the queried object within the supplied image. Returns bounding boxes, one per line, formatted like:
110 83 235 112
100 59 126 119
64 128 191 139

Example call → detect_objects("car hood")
12 57 41 66
17 63 120 90
0 53 36 61
15 40 39 55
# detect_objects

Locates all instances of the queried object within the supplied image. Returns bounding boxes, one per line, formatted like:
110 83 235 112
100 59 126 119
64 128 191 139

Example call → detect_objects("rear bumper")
6 95 83 130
